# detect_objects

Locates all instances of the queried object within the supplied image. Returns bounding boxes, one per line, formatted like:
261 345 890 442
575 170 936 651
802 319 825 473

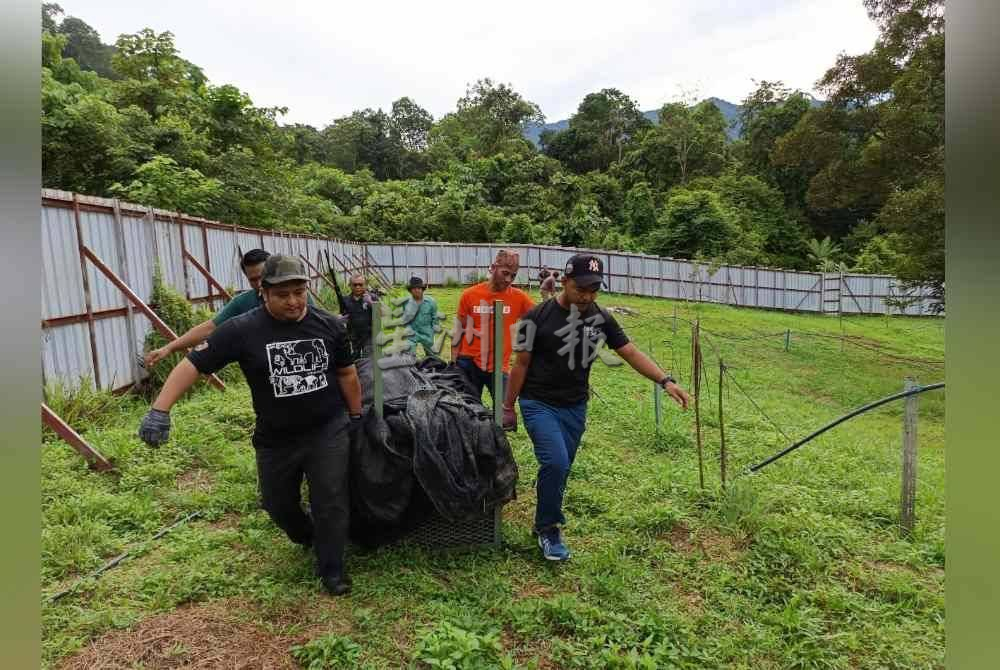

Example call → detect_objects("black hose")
48 510 202 603
748 382 944 473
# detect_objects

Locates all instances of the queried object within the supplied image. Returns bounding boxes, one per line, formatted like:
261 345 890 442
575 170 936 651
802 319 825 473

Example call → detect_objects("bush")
142 265 239 389
42 377 129 440
289 633 361 669
412 621 511 669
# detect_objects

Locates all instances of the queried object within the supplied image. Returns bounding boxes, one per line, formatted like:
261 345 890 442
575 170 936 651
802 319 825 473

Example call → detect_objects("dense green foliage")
41 1 943 306
42 289 945 668
141 269 240 389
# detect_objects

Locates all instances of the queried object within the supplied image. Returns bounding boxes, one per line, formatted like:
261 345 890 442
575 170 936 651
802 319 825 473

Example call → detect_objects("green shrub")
42 376 129 440
289 633 362 669
412 621 512 669
143 265 239 389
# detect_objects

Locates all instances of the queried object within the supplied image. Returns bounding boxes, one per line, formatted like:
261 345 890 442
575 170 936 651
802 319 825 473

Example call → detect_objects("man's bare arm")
151 358 203 411
144 319 216 367
335 365 363 416
615 342 690 409
503 350 532 409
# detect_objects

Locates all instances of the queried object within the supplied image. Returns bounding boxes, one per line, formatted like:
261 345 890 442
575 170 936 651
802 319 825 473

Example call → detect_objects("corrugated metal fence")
40 189 939 392
366 242 937 316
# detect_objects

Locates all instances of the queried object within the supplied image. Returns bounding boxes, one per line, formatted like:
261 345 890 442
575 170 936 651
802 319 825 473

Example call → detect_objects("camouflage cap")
261 254 309 286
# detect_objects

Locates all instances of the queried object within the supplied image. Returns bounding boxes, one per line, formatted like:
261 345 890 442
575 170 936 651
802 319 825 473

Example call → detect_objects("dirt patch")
207 512 242 531
57 599 298 670
513 578 553 600
664 523 744 562
503 632 557 670
664 522 695 552
176 468 213 493
671 582 705 615
865 560 944 584
697 529 745 562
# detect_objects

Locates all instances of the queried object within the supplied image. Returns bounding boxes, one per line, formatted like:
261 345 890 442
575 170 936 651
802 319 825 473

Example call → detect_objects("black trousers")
254 428 350 579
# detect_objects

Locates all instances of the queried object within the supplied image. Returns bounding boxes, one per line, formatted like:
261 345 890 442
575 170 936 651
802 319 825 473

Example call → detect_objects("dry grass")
58 600 298 670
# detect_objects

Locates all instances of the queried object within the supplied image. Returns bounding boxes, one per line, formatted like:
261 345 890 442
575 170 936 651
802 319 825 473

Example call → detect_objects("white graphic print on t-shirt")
266 339 330 397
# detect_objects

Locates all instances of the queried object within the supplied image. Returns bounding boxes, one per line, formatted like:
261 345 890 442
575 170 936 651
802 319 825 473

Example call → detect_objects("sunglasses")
351 282 364 287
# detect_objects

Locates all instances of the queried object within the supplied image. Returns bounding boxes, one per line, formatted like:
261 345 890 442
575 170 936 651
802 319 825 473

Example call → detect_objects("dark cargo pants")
254 428 350 579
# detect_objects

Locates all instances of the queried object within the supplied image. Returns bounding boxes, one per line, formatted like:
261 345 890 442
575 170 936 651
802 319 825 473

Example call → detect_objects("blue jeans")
455 356 508 406
519 398 588 531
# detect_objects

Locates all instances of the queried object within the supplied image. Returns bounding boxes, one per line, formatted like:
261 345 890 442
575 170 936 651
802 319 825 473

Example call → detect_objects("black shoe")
321 573 352 596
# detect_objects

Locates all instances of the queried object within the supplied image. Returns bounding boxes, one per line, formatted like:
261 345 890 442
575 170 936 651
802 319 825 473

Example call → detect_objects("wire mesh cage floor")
400 504 504 551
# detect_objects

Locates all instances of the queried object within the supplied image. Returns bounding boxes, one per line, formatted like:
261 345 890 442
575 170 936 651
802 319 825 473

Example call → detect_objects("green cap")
261 254 309 286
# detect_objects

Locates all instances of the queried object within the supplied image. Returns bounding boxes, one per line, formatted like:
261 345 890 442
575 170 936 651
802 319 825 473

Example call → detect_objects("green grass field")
41 288 945 669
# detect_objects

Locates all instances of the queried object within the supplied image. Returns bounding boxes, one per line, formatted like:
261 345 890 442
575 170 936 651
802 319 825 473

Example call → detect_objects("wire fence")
585 300 944 491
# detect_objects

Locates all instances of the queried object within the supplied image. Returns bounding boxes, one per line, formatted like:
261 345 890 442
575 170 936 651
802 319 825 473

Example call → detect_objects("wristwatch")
658 375 676 389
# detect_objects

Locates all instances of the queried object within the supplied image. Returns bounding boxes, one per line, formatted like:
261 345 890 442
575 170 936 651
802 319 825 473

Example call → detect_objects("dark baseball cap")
563 254 604 289
261 254 309 286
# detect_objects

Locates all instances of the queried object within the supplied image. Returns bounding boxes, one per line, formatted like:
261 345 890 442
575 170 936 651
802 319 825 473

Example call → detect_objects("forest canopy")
41 1 944 305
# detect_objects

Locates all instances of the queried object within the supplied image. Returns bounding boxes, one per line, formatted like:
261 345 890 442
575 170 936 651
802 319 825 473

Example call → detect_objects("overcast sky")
57 0 879 127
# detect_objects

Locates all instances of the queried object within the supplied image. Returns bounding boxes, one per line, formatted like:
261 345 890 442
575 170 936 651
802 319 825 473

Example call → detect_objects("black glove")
138 408 171 447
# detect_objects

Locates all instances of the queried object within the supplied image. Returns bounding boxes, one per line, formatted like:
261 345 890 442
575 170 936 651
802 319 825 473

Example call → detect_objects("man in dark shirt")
502 253 691 562
143 249 315 368
137 254 363 595
338 274 377 358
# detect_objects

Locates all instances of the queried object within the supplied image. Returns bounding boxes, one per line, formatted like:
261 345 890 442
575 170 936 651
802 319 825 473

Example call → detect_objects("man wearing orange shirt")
451 249 535 406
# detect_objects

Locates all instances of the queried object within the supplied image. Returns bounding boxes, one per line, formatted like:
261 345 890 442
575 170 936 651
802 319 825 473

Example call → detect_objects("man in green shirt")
144 249 276 367
399 276 440 356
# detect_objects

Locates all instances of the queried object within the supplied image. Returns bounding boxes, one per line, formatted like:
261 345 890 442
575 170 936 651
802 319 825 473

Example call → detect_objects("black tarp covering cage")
348 355 517 550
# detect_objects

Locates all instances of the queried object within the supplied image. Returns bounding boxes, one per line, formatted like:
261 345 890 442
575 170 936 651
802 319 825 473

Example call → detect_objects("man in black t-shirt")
137 254 363 596
338 274 377 358
502 253 692 562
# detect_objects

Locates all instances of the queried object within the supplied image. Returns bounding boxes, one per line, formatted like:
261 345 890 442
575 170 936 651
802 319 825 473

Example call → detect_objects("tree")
42 69 149 193
646 190 736 259
282 123 331 165
390 97 433 152
432 78 544 159
624 100 728 190
42 3 63 34
622 181 657 237
737 80 812 206
58 16 116 79
775 0 944 305
202 84 286 154
323 108 402 179
111 29 205 118
806 237 843 271
109 155 222 216
543 88 649 172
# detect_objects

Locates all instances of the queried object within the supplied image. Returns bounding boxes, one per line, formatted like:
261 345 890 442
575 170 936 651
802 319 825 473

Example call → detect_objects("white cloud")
57 0 879 126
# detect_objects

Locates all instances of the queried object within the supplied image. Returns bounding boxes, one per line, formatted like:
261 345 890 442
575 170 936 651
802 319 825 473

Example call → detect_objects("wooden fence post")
693 319 705 490
900 377 918 533
652 340 662 434
719 358 726 491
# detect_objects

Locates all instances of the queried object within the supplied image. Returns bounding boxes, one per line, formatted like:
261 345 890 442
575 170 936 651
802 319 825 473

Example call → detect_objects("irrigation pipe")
48 510 202 603
747 382 944 473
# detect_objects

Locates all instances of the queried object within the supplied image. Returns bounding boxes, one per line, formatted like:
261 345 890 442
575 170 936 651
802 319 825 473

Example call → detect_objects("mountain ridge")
522 94 823 145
